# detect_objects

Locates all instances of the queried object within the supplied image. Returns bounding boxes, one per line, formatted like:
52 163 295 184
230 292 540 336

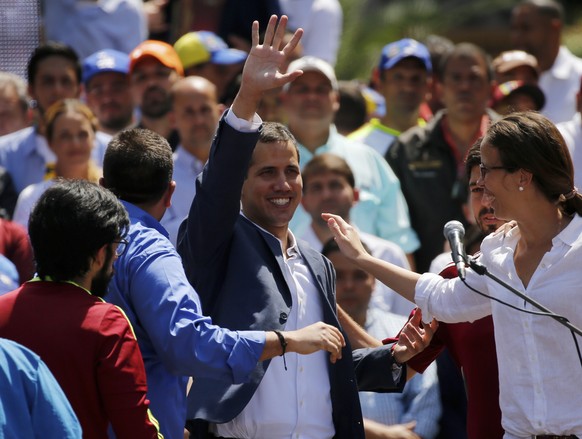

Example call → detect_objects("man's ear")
92 244 109 270
27 84 36 102
331 90 340 113
300 194 313 214
352 187 360 205
168 108 176 129
371 67 381 89
550 17 562 33
164 181 176 208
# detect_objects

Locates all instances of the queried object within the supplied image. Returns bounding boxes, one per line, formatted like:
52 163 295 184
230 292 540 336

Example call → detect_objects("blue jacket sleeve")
178 114 260 274
352 344 407 393
124 237 265 383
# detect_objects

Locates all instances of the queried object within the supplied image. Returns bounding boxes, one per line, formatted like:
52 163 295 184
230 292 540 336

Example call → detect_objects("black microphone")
443 220 467 280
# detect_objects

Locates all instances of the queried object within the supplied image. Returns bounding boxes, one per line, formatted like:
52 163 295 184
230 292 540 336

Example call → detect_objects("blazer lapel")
298 242 338 325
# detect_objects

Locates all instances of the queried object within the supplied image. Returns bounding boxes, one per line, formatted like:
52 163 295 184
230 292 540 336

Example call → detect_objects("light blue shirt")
0 254 18 295
161 145 205 247
359 308 441 438
291 125 420 253
0 127 109 194
105 201 265 439
43 0 147 59
0 338 81 438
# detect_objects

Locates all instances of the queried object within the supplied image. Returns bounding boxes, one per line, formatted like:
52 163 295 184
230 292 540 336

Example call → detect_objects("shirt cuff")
225 108 263 132
415 272 443 323
229 330 266 384
391 362 403 382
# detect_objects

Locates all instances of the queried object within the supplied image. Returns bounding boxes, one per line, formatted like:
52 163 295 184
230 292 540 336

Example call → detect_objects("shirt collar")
240 211 300 259
554 213 582 247
549 46 575 80
297 125 335 154
121 200 170 239
175 145 206 172
369 117 426 135
29 276 94 296
497 214 582 249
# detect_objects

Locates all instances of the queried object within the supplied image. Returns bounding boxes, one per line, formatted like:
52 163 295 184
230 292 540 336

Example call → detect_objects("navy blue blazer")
178 115 405 439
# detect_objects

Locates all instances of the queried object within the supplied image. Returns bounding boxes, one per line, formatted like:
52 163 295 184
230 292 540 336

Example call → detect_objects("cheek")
82 138 94 152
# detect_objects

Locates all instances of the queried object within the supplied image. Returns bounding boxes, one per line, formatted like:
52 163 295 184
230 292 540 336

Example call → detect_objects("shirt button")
279 312 288 324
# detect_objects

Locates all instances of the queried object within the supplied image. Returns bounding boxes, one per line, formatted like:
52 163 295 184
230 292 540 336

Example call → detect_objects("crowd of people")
1 1 582 438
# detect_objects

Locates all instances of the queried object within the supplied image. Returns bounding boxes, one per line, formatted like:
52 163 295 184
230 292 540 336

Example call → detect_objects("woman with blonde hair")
14 99 102 228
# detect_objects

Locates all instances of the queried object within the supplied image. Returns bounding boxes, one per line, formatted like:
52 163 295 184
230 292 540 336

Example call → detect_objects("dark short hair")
439 42 493 82
28 179 129 281
103 128 173 205
425 34 455 79
485 111 582 215
302 153 356 192
249 122 300 168
321 237 371 259
465 137 483 181
334 80 367 134
27 42 81 85
518 0 563 21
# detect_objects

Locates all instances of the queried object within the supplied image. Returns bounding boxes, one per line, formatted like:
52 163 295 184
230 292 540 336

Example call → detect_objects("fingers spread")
262 15 278 46
272 15 288 50
282 28 304 56
251 20 260 47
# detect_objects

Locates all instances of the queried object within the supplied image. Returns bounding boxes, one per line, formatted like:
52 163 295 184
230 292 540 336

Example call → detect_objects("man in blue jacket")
102 127 347 438
178 15 435 439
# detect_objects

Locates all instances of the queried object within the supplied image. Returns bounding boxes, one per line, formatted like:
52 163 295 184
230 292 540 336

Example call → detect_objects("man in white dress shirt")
510 0 582 123
557 76 582 191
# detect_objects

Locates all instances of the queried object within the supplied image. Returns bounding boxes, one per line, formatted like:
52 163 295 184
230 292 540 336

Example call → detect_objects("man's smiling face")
241 140 302 240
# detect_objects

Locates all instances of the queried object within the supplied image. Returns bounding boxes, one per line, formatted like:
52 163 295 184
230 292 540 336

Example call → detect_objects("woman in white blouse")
324 111 582 439
14 99 101 228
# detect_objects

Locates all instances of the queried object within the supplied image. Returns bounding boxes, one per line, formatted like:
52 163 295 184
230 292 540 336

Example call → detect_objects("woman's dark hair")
28 179 129 281
484 111 582 216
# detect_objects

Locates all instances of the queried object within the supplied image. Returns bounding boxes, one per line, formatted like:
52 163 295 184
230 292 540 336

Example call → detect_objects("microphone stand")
466 255 582 337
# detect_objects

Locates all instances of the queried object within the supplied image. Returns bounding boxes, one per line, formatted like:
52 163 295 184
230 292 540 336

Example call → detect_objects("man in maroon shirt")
0 180 161 439
390 140 506 439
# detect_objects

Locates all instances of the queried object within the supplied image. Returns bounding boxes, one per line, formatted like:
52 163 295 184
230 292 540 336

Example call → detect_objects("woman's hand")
322 213 370 262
